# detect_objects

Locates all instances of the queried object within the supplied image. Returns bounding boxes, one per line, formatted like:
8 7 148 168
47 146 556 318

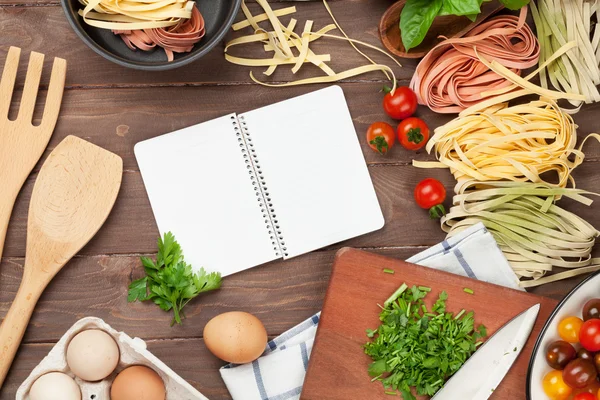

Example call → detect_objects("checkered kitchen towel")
220 223 521 400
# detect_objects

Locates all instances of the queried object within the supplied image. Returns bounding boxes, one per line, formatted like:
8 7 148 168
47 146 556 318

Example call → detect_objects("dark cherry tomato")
397 117 430 151
383 86 418 120
593 352 600 373
366 122 395 155
414 178 446 219
573 392 597 400
583 299 600 321
562 359 597 389
578 348 596 362
547 340 577 370
580 319 600 352
571 379 600 397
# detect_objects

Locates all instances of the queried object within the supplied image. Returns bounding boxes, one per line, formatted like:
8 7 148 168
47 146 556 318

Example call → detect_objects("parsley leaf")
365 284 486 397
128 232 222 326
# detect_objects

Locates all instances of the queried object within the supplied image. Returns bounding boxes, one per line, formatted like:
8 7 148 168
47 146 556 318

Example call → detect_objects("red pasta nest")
410 7 540 113
113 5 205 62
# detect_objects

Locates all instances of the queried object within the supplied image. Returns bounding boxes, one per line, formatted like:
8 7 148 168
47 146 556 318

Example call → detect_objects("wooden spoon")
379 0 504 58
0 135 122 387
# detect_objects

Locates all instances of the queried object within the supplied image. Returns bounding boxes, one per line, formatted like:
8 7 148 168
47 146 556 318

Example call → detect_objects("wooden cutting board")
301 248 559 400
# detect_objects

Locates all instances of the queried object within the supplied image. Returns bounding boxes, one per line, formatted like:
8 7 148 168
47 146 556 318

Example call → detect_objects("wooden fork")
0 47 67 260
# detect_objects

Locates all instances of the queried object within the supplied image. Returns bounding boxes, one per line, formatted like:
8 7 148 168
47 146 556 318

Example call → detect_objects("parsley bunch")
128 232 222 326
365 284 486 399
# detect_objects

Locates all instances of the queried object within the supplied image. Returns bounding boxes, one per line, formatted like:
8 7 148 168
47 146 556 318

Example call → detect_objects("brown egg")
110 366 166 400
204 311 267 364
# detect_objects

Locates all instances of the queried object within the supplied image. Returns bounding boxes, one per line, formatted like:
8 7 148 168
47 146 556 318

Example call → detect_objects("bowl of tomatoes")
528 271 600 400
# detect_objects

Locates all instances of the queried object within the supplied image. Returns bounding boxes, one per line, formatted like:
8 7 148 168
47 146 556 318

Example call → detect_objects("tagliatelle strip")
113 4 205 61
530 0 600 105
414 46 597 188
224 0 400 92
442 181 600 287
78 0 194 30
410 7 540 113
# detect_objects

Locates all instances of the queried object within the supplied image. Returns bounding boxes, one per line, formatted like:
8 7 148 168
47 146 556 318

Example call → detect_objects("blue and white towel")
220 223 521 400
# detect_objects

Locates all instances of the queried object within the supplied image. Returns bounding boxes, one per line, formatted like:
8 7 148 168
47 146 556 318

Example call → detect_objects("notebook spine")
232 115 288 258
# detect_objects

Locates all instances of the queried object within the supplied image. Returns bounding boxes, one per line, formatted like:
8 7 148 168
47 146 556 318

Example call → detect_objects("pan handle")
0 279 42 388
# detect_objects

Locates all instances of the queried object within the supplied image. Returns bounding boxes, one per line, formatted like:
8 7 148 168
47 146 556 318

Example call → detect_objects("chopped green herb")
513 347 517 352
385 391 398 396
365 283 486 399
463 288 474 295
128 232 222 326
383 268 395 274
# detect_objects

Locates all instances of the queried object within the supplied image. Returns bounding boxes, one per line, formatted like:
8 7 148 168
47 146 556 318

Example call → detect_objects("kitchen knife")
431 303 540 400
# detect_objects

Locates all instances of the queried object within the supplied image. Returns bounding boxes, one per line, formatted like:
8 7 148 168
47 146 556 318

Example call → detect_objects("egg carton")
17 317 209 400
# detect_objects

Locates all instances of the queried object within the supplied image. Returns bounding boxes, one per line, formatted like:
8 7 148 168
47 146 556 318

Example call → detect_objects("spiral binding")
231 115 288 258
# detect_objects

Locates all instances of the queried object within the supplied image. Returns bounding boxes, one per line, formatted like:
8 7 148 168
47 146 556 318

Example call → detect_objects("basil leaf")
400 0 444 51
438 0 482 17
498 0 529 10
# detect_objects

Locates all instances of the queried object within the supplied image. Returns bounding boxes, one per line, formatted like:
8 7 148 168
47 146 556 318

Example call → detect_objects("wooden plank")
4 159 600 258
13 83 455 172
7 83 600 172
0 338 235 400
0 2 413 86
0 246 592 345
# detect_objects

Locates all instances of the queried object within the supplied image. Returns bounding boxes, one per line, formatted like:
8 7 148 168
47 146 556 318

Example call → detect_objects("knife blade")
431 303 540 400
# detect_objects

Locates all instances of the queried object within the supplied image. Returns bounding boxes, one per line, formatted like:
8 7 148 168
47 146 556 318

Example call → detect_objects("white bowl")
527 271 600 399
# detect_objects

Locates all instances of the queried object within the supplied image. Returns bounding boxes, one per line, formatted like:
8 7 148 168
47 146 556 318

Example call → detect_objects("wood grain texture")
4 160 600 258
0 47 65 261
302 248 559 400
0 338 236 400
0 136 122 386
0 2 414 86
2 0 600 398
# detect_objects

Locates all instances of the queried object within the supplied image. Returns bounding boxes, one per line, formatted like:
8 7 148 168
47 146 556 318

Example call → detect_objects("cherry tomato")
573 393 597 400
366 122 395 155
578 348 595 362
583 299 600 321
397 117 430 151
571 379 600 397
580 319 600 352
559 317 584 343
563 359 597 389
547 340 577 370
414 178 446 219
593 353 600 373
383 86 417 120
543 370 573 399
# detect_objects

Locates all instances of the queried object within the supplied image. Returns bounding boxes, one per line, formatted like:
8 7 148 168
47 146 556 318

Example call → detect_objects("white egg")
30 372 81 400
66 329 120 381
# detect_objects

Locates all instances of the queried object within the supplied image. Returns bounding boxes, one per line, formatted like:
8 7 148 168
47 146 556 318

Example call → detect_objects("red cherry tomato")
414 178 446 219
397 117 430 151
383 86 418 120
574 393 597 400
366 122 395 155
580 319 600 352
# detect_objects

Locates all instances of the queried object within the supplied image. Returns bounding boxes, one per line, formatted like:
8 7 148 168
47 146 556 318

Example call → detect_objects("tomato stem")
408 127 424 144
370 136 389 155
429 204 446 219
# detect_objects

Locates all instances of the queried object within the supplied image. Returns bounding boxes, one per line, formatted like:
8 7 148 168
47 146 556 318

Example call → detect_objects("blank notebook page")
240 85 384 258
134 114 277 276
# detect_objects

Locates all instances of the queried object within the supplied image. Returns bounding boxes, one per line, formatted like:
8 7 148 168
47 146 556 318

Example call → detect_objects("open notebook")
135 86 384 276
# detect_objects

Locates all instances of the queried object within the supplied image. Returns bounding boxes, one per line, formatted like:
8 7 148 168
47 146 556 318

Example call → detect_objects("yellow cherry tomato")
543 370 573 400
558 316 584 343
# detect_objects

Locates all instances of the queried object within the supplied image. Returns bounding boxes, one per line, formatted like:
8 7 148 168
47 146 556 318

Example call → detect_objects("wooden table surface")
1 1 600 399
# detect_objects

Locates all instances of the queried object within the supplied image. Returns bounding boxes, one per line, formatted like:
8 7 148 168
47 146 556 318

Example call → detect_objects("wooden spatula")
0 135 122 387
0 47 67 260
